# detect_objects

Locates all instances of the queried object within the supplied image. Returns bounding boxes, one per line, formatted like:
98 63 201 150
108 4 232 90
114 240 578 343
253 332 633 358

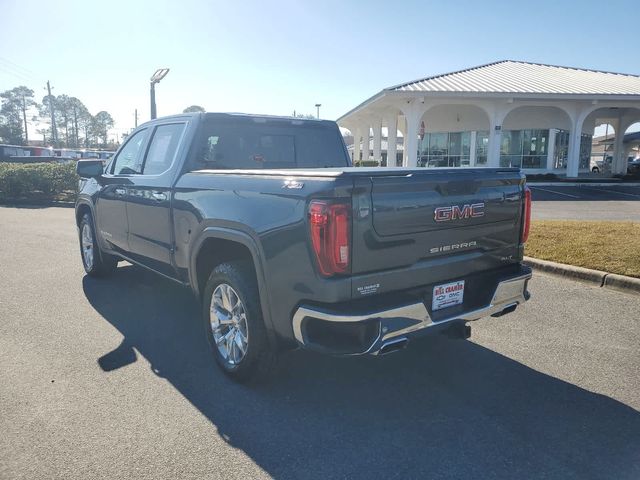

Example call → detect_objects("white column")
567 118 584 178
386 114 398 167
404 112 421 168
612 117 635 174
399 116 408 166
612 122 626 175
352 127 361 164
469 130 477 167
487 124 502 168
547 128 557 171
362 124 370 163
373 119 382 166
606 119 620 174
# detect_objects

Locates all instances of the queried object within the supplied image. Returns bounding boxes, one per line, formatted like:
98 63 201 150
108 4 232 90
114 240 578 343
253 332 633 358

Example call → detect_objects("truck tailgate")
350 169 524 297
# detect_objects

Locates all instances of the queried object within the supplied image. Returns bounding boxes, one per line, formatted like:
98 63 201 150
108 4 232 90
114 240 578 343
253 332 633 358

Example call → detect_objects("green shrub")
524 173 558 182
0 162 79 202
354 160 382 167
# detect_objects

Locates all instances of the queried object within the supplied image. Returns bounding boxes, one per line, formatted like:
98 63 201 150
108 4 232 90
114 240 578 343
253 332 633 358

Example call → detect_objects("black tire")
79 213 118 277
592 167 599 173
202 261 278 383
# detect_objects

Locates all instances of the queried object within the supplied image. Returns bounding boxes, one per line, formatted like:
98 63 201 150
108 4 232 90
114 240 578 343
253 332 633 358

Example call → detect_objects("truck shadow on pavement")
83 265 640 480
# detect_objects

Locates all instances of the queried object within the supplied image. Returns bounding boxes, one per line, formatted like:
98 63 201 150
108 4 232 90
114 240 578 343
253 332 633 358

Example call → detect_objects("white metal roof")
388 60 640 96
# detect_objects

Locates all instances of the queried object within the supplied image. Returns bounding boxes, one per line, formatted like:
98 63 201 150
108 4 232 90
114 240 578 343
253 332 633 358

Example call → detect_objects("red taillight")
521 186 532 244
309 200 350 276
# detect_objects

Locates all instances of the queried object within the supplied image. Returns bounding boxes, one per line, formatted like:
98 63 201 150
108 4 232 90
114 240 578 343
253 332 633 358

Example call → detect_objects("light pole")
315 103 321 119
150 68 170 120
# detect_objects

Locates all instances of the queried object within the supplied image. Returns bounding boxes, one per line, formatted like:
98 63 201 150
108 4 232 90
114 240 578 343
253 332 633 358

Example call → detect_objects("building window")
475 131 489 165
554 130 569 169
553 130 591 170
500 130 523 167
522 129 547 168
419 131 472 167
500 129 549 169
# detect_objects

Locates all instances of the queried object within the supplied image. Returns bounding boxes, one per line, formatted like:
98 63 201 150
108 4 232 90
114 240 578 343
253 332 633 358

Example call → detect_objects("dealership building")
337 60 640 177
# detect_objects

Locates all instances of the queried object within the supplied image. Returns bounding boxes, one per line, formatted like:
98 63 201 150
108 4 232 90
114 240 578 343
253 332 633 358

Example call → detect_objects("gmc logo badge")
434 203 485 222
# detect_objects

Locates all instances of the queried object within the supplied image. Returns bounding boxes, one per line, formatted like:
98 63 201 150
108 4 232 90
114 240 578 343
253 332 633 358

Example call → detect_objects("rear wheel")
592 166 600 173
203 261 277 383
79 213 118 277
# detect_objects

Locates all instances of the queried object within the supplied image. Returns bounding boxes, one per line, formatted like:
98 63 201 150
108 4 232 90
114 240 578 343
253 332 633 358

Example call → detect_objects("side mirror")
76 159 104 178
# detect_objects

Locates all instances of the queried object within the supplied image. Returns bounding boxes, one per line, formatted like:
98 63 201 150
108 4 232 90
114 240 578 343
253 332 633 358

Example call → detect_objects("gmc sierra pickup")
75 112 532 382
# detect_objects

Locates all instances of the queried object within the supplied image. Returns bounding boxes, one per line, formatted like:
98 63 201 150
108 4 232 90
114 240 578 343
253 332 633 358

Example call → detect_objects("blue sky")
1 0 638 140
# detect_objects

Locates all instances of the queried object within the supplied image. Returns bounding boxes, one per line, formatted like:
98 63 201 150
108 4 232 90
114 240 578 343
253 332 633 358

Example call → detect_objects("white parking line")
530 186 580 198
587 187 640 198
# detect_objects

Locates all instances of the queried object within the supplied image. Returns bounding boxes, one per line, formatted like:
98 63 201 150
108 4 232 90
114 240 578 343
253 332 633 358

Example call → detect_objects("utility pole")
150 85 156 119
150 68 169 120
46 81 57 146
315 103 321 119
21 95 28 144
71 104 79 148
134 109 138 128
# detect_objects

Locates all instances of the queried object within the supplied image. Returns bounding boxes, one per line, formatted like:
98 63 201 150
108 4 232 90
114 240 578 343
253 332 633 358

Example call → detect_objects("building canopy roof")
387 60 640 96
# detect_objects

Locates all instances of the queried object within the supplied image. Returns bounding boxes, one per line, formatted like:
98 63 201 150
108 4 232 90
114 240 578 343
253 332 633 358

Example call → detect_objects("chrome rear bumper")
292 271 531 355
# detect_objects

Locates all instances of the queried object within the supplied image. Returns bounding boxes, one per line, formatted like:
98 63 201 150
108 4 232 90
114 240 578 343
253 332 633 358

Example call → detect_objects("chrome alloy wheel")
81 222 94 270
210 283 249 366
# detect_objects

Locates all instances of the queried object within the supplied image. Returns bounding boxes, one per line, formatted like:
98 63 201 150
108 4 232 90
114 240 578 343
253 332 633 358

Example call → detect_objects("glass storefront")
554 129 569 169
476 131 489 165
500 129 548 168
579 133 592 169
553 130 592 170
418 131 489 167
414 128 592 170
418 132 468 167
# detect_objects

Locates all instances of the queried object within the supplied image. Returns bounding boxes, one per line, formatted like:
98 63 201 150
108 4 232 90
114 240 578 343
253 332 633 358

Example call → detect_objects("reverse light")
521 185 532 243
309 200 351 276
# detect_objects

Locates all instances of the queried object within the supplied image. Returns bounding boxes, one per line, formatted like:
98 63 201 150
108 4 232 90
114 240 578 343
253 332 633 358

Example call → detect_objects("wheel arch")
75 200 94 226
76 199 117 270
190 228 276 340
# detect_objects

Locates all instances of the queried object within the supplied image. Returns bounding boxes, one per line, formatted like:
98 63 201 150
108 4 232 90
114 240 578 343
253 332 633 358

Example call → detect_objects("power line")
0 56 39 78
0 57 44 86
0 64 32 83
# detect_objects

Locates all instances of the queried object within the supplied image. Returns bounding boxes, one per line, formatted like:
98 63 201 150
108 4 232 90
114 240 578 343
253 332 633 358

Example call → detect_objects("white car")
591 156 612 173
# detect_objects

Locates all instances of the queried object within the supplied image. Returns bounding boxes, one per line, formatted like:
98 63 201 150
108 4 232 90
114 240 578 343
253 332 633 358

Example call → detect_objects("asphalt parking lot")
530 184 640 221
1 206 639 480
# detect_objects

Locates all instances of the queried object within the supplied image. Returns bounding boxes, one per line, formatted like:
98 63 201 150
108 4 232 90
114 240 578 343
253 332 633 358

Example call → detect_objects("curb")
603 274 640 294
528 182 640 187
523 256 640 294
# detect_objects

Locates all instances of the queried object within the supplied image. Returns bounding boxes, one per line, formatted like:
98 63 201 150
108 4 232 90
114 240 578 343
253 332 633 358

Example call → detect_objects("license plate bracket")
432 280 465 311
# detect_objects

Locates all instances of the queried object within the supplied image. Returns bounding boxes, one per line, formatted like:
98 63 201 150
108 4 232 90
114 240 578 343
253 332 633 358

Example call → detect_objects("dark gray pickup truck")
75 112 532 381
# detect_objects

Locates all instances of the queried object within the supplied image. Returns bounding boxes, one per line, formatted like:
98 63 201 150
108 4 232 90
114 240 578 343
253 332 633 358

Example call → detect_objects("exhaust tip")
491 304 518 318
377 338 408 355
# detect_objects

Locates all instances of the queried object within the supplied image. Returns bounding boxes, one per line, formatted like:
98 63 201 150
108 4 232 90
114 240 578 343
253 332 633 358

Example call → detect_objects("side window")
143 123 186 175
111 129 148 175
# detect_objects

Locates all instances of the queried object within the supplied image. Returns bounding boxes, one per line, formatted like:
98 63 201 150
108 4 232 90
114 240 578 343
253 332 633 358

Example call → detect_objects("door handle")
151 191 167 202
114 187 126 196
